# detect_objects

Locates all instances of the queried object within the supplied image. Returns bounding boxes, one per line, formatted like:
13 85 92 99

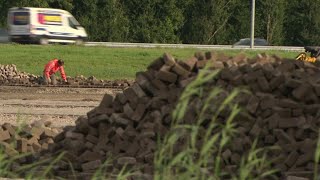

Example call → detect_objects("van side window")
13 12 30 25
68 17 77 29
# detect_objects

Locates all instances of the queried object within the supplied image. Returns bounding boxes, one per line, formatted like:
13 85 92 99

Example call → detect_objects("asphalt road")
0 32 304 51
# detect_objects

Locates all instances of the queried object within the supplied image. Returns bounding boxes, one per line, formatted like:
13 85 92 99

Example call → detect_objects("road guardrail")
85 42 305 51
0 38 305 52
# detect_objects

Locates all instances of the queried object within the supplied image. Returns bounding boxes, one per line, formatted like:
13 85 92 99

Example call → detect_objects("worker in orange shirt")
43 59 67 85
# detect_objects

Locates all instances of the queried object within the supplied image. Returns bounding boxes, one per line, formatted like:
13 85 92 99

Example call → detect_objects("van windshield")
13 12 30 25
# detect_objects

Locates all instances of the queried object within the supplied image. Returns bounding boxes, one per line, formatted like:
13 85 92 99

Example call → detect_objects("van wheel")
39 37 49 45
75 38 83 45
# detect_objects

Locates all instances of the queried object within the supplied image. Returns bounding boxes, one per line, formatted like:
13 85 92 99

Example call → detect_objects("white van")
7 7 87 45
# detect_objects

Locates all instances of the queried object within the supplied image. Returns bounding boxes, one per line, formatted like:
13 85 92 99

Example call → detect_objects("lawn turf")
0 44 299 80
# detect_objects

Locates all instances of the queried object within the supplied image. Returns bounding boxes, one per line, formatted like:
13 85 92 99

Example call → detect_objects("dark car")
233 38 269 47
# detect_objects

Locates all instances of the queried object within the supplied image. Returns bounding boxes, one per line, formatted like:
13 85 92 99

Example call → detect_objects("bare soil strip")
0 86 120 126
0 106 94 116
0 99 98 107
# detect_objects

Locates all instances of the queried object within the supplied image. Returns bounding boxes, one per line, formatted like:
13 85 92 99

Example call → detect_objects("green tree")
9 0 49 7
72 0 99 41
225 0 251 44
255 0 286 45
121 0 183 43
48 0 73 12
0 0 11 27
284 0 320 46
180 0 238 44
94 0 129 42
151 0 184 43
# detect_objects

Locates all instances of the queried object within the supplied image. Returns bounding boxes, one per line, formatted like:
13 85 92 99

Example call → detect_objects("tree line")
1 0 319 46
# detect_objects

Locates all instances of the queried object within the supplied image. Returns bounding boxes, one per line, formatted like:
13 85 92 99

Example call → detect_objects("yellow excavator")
295 46 320 63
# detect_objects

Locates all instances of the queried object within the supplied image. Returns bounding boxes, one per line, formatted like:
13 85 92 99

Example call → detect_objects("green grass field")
0 44 299 79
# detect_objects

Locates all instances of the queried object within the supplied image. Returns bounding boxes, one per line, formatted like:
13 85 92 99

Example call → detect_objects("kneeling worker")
43 59 67 85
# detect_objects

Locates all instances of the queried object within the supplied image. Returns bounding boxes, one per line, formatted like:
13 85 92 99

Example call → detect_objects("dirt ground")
0 86 121 127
